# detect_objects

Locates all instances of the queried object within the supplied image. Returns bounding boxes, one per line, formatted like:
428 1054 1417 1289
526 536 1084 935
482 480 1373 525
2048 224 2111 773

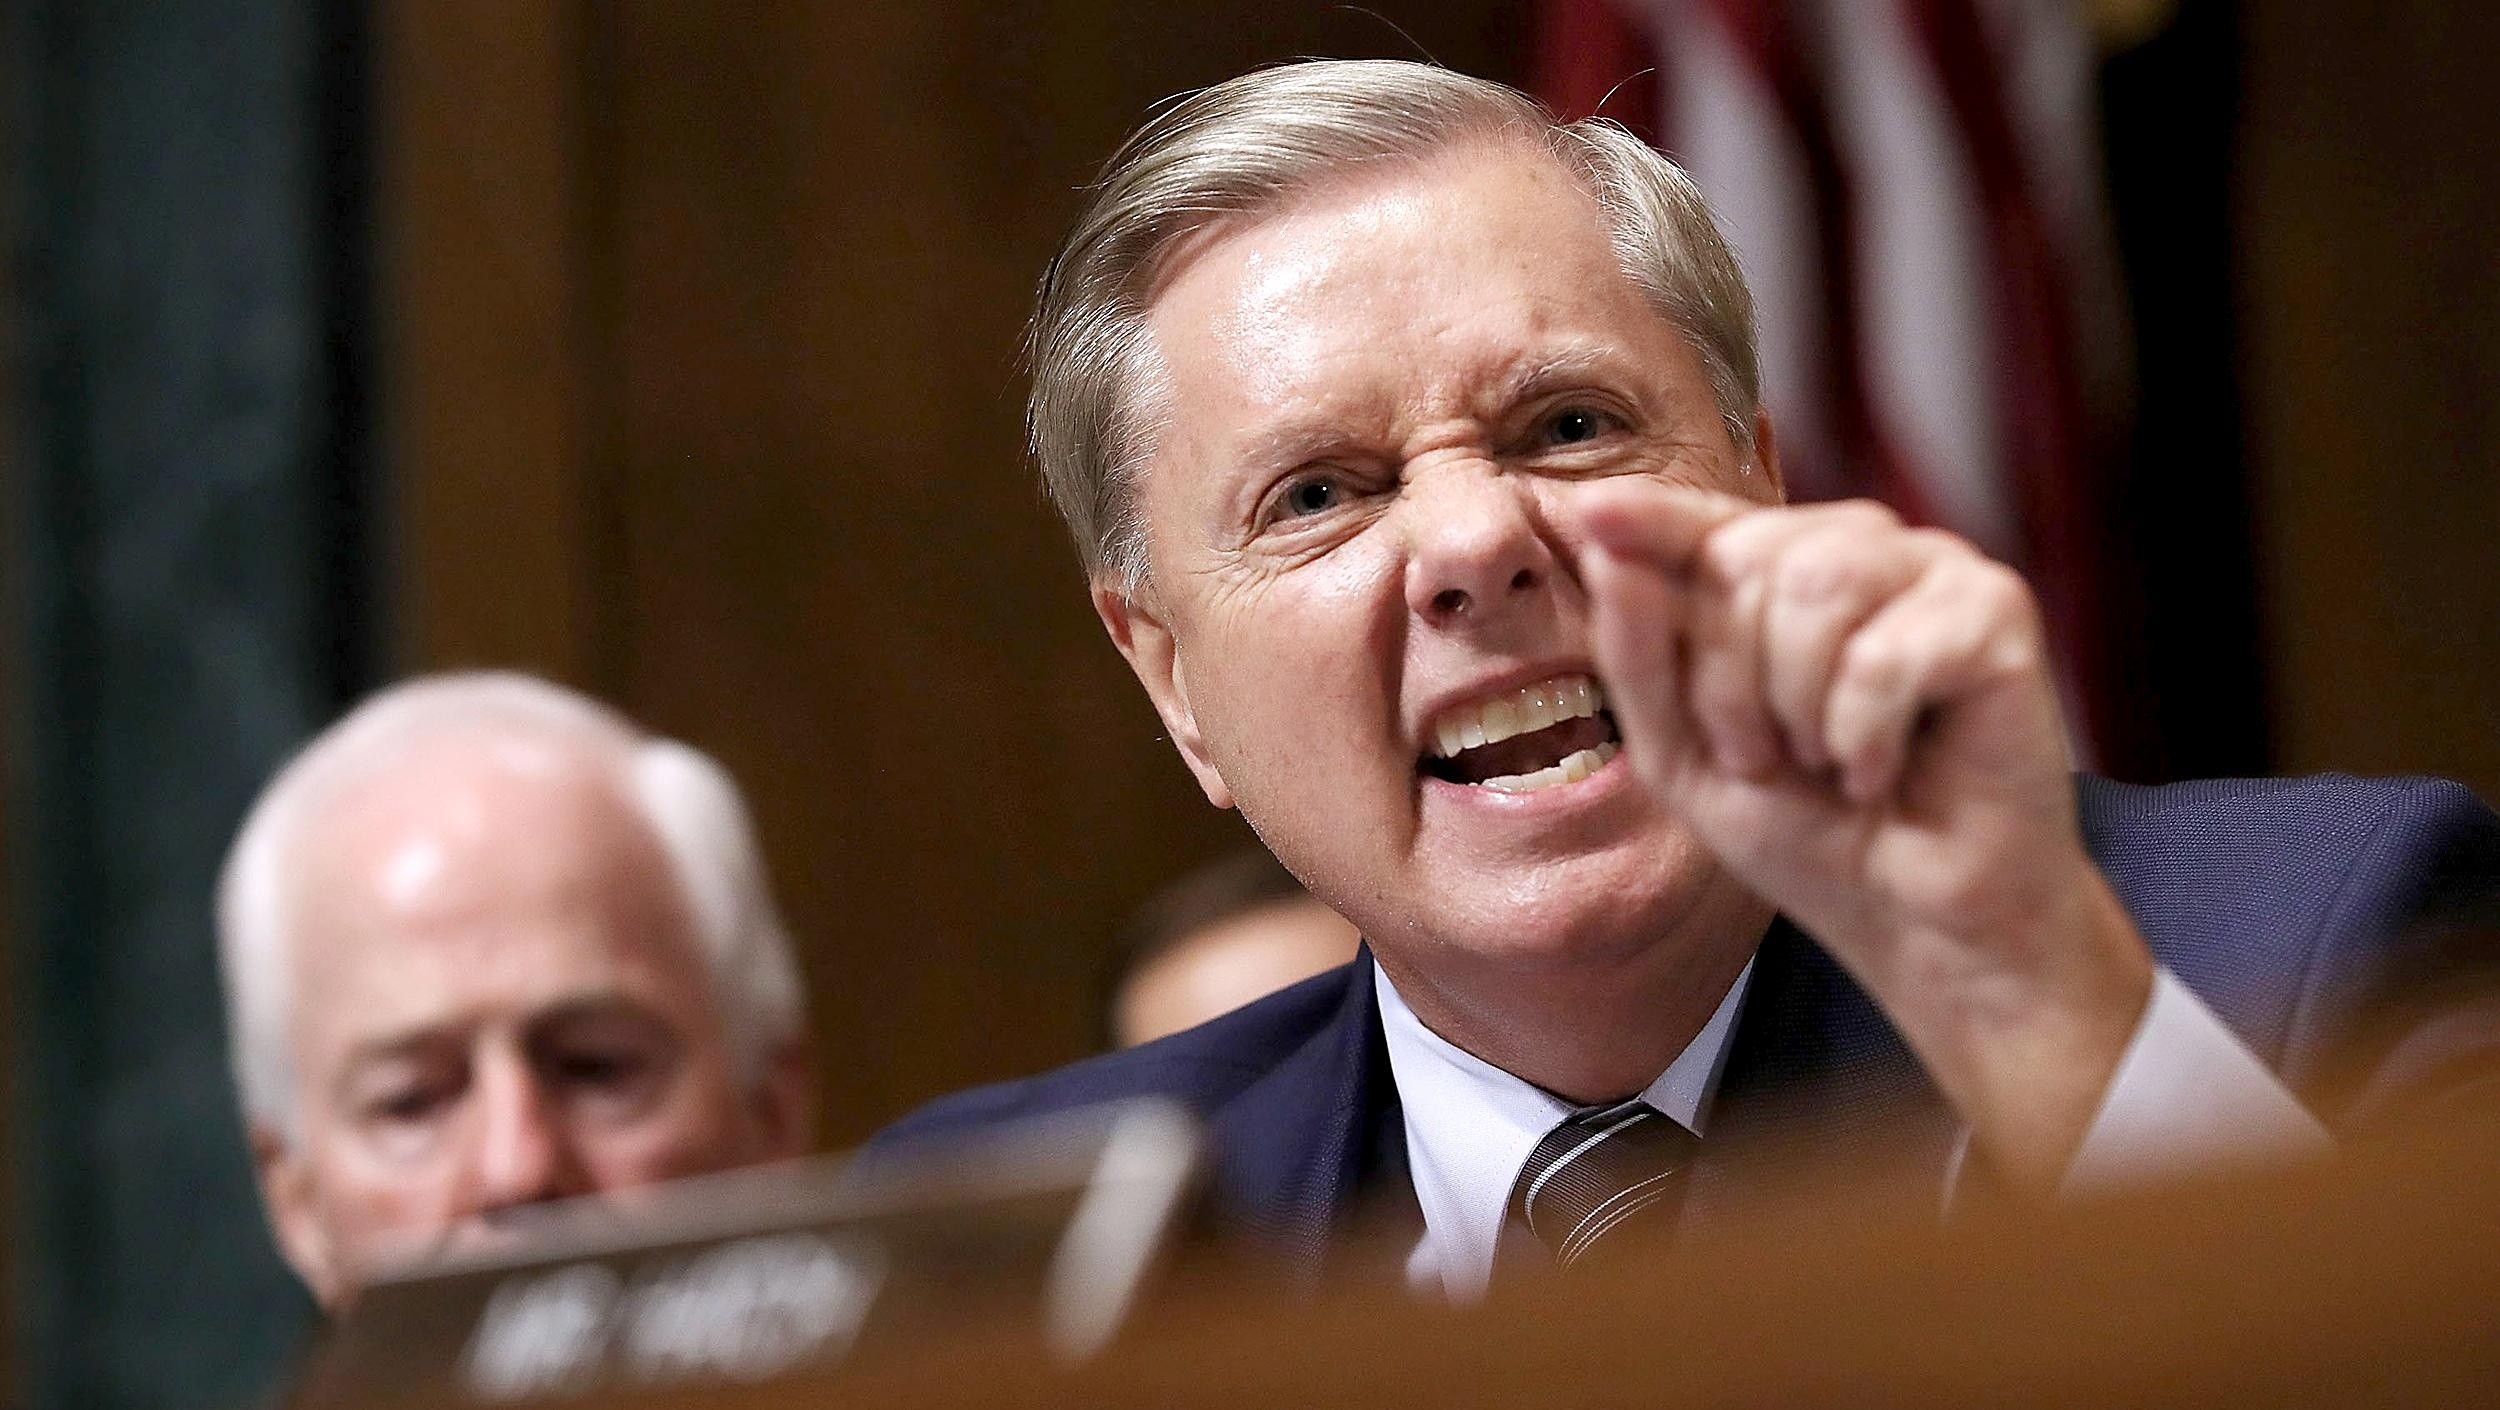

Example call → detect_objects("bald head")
217 674 812 1305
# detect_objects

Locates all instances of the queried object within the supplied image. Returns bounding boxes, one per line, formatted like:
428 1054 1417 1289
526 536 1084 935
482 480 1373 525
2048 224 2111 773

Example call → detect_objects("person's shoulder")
2077 771 2492 841
863 960 1365 1158
2079 772 2500 1051
2079 771 2498 912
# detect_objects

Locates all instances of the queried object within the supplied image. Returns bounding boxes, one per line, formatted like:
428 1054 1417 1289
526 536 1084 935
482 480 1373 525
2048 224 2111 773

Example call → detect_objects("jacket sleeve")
2279 777 2500 1126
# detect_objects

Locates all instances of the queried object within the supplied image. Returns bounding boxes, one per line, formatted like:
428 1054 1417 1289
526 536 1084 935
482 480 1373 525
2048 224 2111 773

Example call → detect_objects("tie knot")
1506 1099 1697 1266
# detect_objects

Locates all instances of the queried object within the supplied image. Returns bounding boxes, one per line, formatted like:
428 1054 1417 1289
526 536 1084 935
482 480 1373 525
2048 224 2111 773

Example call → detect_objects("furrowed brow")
1495 347 1634 409
1238 420 1365 475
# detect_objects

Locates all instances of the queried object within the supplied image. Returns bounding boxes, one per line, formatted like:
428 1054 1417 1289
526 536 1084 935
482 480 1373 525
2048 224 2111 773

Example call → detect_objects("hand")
1572 480 2154 1188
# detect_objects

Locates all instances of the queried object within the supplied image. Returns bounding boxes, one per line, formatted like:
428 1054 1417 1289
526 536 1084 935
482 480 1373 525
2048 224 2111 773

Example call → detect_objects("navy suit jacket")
873 776 2500 1278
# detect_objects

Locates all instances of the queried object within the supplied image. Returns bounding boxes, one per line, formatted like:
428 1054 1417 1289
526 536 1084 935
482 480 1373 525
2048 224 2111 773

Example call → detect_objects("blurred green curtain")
7 1 379 1406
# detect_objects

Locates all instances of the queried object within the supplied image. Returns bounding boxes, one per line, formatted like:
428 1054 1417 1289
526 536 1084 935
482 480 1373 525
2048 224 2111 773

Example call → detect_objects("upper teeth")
1428 673 1605 759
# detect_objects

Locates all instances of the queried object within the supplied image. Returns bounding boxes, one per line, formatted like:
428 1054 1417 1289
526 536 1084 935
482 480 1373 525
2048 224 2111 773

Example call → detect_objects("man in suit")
219 673 815 1307
877 60 2499 1299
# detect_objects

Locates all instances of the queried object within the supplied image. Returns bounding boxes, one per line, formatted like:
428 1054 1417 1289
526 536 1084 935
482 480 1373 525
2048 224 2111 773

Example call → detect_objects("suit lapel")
1684 920 1962 1224
1203 946 1410 1282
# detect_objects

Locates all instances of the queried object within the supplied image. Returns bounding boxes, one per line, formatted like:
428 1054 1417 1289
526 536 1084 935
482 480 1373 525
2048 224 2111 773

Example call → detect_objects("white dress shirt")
1375 958 1752 1302
1374 956 2330 1303
2058 968 2330 1194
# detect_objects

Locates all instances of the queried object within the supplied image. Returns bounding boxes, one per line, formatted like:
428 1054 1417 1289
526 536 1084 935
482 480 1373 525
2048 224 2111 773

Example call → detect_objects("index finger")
1567 477 1760 578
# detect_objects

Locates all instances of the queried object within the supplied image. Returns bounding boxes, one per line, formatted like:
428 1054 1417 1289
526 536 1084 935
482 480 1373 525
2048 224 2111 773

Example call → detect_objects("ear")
749 1039 816 1160
1749 407 1787 504
1092 578 1235 809
253 1122 345 1310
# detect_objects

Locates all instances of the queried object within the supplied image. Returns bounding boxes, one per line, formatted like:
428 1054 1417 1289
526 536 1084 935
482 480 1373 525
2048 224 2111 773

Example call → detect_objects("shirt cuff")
2057 967 2332 1197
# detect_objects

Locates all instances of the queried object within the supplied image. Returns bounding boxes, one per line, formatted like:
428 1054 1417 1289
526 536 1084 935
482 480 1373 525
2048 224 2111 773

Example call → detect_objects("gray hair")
1028 58 1760 588
216 672 806 1138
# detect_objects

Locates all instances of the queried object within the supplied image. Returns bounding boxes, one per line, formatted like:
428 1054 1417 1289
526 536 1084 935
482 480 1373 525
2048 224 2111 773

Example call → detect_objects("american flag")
1535 0 2149 770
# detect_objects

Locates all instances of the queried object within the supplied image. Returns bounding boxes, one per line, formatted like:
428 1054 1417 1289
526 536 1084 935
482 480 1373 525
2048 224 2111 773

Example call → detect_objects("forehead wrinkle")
1398 338 1628 432
1237 406 1383 475
1496 344 1644 405
1173 177 1469 394
1137 140 1691 571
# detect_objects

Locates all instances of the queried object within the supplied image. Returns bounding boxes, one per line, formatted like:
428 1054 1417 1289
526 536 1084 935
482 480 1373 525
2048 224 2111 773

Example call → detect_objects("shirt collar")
1373 954 1754 1302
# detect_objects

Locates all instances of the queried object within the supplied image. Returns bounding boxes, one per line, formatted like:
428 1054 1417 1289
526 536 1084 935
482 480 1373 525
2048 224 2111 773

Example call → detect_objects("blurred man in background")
217 673 813 1308
1109 850 1361 1047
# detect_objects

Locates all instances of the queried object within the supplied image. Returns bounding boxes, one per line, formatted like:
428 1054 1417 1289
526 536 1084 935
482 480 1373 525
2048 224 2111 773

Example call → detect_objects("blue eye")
1546 407 1609 445
1281 477 1340 518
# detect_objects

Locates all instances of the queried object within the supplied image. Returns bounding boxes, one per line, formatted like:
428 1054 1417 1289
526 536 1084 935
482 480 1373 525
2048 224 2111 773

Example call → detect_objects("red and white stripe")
1534 0 2134 764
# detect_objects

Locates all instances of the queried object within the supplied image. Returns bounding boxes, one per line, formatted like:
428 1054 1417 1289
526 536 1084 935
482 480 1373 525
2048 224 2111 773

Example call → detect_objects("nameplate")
294 1099 1202 1405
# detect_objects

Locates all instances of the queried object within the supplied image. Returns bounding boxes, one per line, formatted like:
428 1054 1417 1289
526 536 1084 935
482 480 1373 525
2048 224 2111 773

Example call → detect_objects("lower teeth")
1478 740 1619 794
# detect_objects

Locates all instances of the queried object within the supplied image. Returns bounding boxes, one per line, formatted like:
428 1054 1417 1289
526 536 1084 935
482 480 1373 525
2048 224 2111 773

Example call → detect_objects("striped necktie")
1506 1099 1698 1267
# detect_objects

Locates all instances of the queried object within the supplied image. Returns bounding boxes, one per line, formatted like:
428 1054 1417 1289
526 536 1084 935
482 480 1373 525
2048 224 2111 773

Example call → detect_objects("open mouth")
1420 672 1621 795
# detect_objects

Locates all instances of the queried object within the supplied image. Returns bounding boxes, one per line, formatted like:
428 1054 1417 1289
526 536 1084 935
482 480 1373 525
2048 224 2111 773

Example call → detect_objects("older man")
219 673 813 1308
879 60 2498 1298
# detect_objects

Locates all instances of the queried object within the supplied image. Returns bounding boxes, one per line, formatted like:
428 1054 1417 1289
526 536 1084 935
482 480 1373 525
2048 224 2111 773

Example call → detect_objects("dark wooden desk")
715 1125 2490 1410
339 1112 2500 1409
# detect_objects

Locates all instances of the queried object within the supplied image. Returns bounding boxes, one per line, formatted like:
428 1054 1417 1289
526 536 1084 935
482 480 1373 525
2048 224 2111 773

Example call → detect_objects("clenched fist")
1572 480 2155 1188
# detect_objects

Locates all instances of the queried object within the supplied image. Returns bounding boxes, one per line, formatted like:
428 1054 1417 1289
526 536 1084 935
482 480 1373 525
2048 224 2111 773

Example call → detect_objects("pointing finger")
1584 541 1695 795
1571 477 1761 578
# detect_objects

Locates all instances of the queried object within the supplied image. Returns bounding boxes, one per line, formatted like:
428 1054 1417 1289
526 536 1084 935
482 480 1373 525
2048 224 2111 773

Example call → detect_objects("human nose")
458 1049 587 1215
1401 460 1558 627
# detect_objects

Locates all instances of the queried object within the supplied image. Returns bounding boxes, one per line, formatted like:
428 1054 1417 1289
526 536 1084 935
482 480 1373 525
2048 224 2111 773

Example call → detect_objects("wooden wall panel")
384 0 611 689
390 2 1524 1143
2242 4 2500 802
